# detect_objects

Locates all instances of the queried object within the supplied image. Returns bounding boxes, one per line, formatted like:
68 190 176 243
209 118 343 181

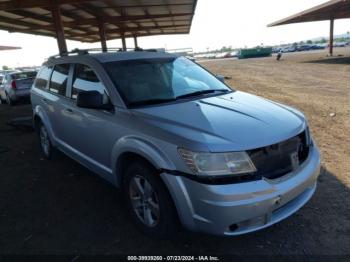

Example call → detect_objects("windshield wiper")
176 89 230 99
128 98 178 107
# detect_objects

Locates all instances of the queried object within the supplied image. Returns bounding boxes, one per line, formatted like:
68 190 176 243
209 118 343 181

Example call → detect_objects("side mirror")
76 91 104 109
216 75 225 83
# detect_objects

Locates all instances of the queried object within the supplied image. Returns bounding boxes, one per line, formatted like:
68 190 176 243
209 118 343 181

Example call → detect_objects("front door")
57 63 121 178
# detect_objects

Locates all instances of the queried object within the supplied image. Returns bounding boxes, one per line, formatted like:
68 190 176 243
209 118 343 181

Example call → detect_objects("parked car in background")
333 42 347 47
230 51 238 57
0 70 18 75
286 46 297 52
0 71 37 105
296 45 311 52
0 70 17 88
308 44 324 50
31 50 320 237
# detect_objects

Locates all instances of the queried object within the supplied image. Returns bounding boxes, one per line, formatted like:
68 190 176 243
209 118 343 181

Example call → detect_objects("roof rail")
47 47 165 60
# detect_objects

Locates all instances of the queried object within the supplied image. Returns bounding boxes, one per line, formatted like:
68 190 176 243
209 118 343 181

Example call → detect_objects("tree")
306 40 313 44
2 65 9 70
220 46 232 52
320 38 327 43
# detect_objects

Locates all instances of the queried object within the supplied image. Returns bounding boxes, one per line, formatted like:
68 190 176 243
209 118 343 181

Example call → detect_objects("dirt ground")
0 48 349 257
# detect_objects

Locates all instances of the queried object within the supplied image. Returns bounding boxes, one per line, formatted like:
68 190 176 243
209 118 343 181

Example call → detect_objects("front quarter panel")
111 136 177 187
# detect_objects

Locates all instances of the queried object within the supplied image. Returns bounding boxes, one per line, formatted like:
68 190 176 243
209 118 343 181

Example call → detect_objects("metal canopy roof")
0 0 198 43
0 45 21 50
268 0 350 27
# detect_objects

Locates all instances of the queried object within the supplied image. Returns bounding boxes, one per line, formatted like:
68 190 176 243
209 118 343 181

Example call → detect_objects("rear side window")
49 64 70 96
34 66 52 89
72 64 107 100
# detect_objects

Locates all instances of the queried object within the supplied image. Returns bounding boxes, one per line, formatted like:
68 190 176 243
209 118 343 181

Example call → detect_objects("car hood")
132 91 306 152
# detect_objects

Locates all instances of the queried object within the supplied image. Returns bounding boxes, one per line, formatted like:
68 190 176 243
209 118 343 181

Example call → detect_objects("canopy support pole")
121 33 127 51
98 21 107 52
133 35 138 48
51 4 67 55
329 18 334 56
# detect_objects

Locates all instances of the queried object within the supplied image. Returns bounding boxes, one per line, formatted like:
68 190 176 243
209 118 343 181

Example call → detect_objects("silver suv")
31 50 320 237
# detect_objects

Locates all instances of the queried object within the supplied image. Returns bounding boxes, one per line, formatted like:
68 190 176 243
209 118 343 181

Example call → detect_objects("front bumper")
161 144 321 236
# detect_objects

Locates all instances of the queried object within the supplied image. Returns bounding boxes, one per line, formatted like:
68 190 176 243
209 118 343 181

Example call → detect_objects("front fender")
111 136 176 186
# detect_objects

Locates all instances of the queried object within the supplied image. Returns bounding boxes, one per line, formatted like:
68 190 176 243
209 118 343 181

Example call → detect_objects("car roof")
46 51 179 66
90 51 178 63
8 71 37 75
0 70 18 74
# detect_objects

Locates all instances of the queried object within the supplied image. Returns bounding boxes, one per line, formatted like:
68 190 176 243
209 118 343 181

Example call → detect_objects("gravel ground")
0 49 349 257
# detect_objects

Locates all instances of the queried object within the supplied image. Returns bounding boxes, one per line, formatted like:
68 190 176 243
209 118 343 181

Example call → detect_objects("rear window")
11 71 37 80
34 67 52 89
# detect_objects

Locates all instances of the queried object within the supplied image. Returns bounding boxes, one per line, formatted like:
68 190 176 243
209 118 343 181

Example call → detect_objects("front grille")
247 131 310 180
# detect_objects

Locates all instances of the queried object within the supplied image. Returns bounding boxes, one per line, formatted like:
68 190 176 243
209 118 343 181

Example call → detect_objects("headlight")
178 148 257 176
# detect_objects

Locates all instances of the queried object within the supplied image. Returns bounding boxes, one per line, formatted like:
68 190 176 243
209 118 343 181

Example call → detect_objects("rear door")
31 66 53 108
44 63 72 143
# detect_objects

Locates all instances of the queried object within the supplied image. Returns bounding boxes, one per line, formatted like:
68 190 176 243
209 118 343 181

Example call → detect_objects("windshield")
104 57 231 107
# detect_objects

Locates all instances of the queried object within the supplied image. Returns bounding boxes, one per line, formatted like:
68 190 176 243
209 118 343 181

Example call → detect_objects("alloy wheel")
129 175 160 227
39 126 50 157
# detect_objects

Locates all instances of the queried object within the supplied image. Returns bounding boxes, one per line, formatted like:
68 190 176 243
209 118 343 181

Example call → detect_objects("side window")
34 66 52 89
72 64 109 103
49 64 70 96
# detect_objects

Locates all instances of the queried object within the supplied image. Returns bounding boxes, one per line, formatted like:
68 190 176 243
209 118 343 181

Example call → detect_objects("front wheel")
123 160 179 238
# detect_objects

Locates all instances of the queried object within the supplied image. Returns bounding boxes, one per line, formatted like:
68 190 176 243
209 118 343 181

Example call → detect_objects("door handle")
42 98 48 103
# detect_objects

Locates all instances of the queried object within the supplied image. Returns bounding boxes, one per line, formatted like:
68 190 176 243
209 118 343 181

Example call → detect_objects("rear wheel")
38 122 54 159
5 93 14 106
123 160 179 238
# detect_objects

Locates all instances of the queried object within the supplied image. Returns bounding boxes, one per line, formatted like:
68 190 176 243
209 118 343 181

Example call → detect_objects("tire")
5 93 14 106
37 122 55 160
123 160 179 238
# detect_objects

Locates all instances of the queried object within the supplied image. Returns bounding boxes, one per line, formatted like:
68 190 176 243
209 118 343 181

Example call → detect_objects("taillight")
11 80 17 89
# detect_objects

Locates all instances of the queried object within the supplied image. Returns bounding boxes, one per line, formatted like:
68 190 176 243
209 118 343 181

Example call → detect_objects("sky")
0 0 349 67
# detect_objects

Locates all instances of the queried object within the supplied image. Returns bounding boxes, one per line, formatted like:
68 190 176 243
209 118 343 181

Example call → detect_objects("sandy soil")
0 48 349 257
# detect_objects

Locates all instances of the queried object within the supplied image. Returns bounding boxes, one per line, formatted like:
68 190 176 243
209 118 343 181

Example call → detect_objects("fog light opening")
229 223 239 232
